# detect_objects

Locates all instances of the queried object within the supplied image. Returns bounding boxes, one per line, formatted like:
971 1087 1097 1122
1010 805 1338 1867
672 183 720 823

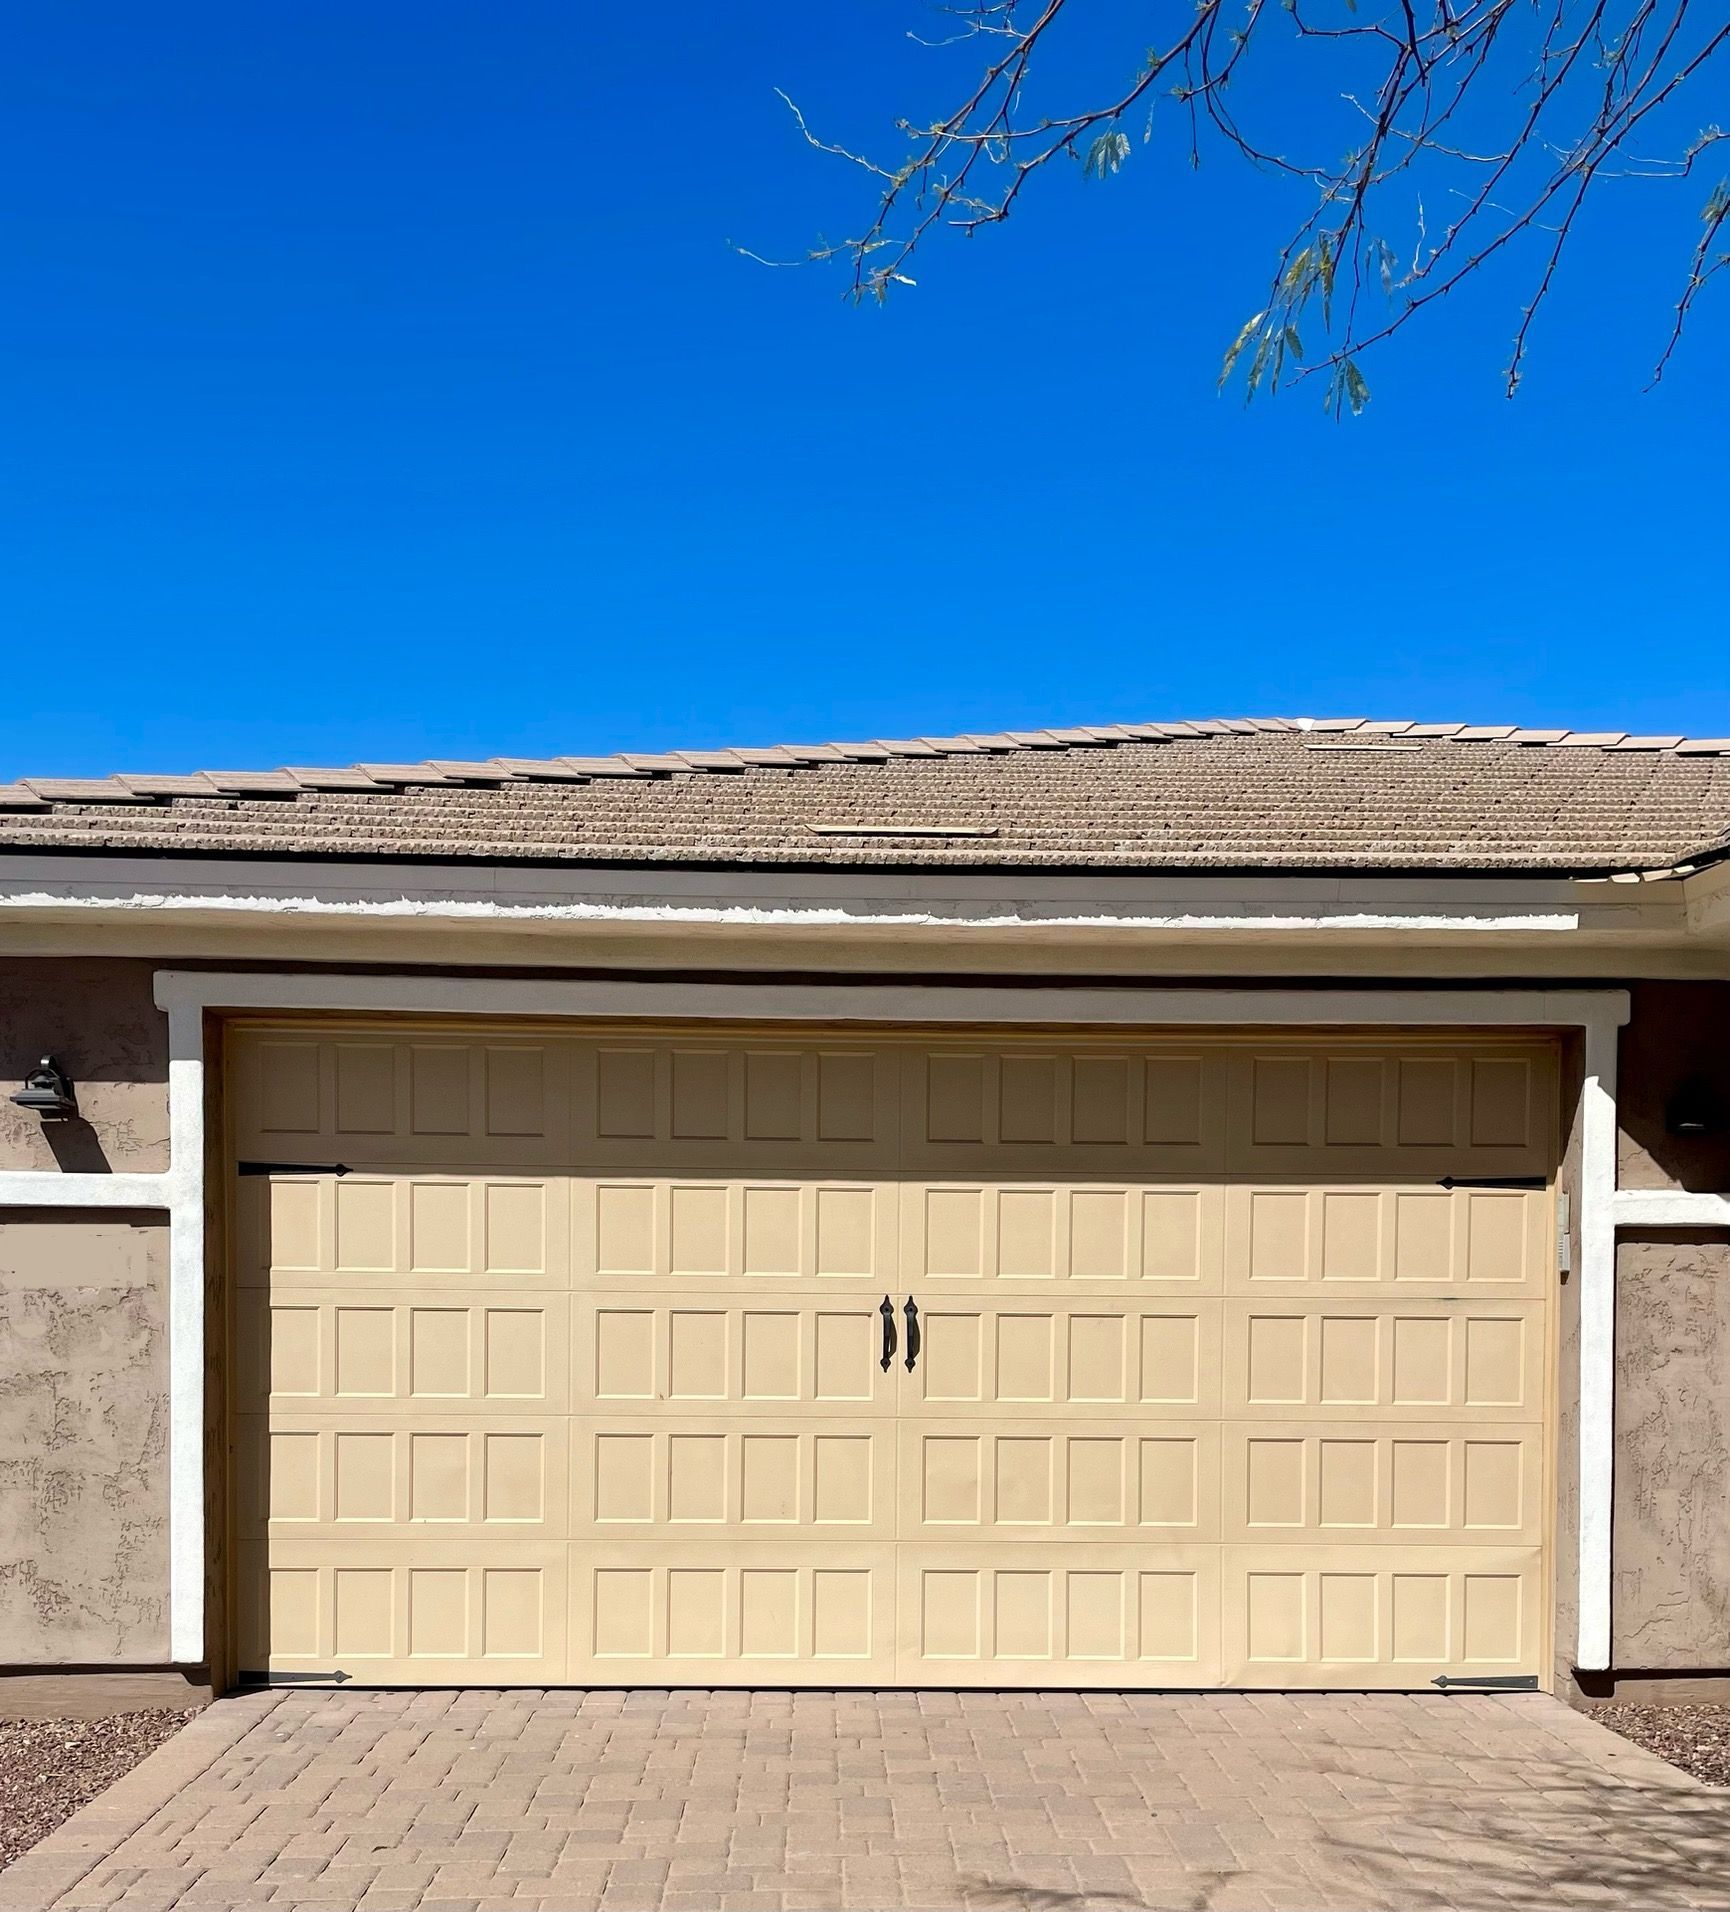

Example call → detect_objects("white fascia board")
1612 1187 1730 1228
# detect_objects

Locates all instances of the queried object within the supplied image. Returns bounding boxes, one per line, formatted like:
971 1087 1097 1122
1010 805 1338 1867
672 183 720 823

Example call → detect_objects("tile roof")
0 717 1727 874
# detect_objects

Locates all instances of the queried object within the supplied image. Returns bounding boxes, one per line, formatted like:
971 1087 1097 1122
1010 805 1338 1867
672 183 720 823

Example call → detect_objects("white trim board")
0 973 1635 1678
1612 1188 1730 1228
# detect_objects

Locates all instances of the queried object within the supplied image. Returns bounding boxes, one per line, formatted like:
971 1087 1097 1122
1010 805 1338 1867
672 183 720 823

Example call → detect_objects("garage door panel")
910 1303 1223 1417
902 1049 1228 1175
1226 1047 1554 1178
1226 1185 1547 1296
1224 1302 1544 1420
1224 1423 1542 1545
896 1547 1223 1686
236 1288 570 1415
572 1419 896 1539
569 1544 896 1682
1223 1545 1541 1687
576 1178 900 1286
236 1538 568 1683
903 1182 1223 1289
576 1295 893 1415
901 1421 1220 1542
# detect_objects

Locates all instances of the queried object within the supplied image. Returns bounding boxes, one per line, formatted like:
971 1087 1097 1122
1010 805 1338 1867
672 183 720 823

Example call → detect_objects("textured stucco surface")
0 961 168 1174
1618 982 1730 1194
1613 1233 1730 1669
0 1213 169 1663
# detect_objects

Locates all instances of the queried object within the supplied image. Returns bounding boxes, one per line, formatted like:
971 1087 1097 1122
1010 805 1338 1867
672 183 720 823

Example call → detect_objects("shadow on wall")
1620 982 1730 1194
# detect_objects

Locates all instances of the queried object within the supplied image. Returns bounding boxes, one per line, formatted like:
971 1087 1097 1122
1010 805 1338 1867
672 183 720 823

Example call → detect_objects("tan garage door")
229 1024 1554 1689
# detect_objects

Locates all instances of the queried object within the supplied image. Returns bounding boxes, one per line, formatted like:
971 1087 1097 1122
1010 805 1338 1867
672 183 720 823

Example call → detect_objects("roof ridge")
2 715 1728 813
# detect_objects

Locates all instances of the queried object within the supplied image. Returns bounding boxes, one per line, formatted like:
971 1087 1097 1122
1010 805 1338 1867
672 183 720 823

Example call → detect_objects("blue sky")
2 1 1725 781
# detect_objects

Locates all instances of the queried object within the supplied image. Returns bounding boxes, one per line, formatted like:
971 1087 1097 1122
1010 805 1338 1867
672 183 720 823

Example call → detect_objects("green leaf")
1219 310 1267 387
1083 129 1132 179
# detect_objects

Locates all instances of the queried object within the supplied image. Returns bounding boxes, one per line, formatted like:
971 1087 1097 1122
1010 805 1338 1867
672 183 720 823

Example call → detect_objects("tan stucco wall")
1618 982 1730 1193
1613 1232 1730 1670
0 1211 169 1663
0 960 168 1173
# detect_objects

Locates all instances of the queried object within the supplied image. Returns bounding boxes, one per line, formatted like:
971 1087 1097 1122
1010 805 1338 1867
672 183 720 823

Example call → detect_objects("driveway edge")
0 1687 285 1908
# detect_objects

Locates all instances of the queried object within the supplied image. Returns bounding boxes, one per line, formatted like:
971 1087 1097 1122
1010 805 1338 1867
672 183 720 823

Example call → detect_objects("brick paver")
4 1688 1727 1911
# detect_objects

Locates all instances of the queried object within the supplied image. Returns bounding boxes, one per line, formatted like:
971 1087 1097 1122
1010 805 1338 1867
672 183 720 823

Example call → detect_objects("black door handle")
879 1295 898 1372
902 1296 921 1373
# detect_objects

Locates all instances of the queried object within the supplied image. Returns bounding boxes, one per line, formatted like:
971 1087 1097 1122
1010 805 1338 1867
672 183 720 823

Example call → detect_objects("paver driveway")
4 1687 1727 1912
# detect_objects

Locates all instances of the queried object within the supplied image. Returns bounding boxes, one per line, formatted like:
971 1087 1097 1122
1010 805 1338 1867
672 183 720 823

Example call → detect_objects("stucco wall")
1618 982 1730 1193
0 960 168 1174
1612 1232 1730 1669
0 1211 169 1663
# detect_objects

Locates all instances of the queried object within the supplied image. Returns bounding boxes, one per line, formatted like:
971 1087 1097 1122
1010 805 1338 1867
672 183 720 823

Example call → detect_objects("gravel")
1597 1703 1730 1787
0 1709 196 1871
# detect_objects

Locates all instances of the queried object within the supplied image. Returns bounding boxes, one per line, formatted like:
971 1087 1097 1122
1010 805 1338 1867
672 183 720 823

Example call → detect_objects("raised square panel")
1145 1058 1205 1147
813 1436 871 1524
269 1307 321 1396
335 1432 394 1521
1069 1315 1127 1402
667 1569 725 1656
484 1310 544 1398
1140 1573 1197 1660
1463 1575 1521 1663
742 1313 799 1399
1141 1315 1200 1404
997 1314 1054 1403
1246 1572 1305 1662
484 1048 545 1137
335 1045 395 1134
1142 1192 1202 1283
267 1181 320 1273
669 1186 727 1276
817 1054 875 1142
409 1183 469 1273
923 1314 983 1403
1319 1317 1377 1405
409 1047 470 1135
1464 1317 1524 1406
668 1312 727 1399
409 1309 468 1397
484 1184 545 1276
1071 1191 1127 1281
268 1433 320 1521
1247 1192 1307 1282
1318 1441 1377 1528
408 1570 468 1657
742 1189 800 1278
257 1041 320 1134
411 1433 469 1521
1139 1439 1198 1527
927 1056 985 1143
1319 1575 1376 1662
669 1434 727 1523
1071 1058 1129 1145
815 1188 874 1277
593 1569 653 1656
1392 1574 1449 1661
996 1437 1053 1524
1250 1058 1310 1147
998 1190 1056 1279
1324 1058 1383 1146
995 1572 1052 1659
999 1056 1057 1144
596 1186 655 1277
923 1437 981 1525
742 1434 799 1522
1246 1315 1305 1405
484 1433 544 1522
1464 1196 1527 1285
1246 1439 1304 1527
1397 1058 1456 1146
481 1569 542 1657
1067 1572 1125 1658
1068 1438 1125 1525
334 1568 393 1657
925 1190 983 1279
740 1570 798 1657
921 1570 980 1658
1393 1195 1451 1283
670 1051 729 1139
1320 1194 1379 1282
745 1051 803 1140
812 1570 871 1658
814 1313 872 1400
1471 1057 1531 1148
269 1568 320 1657
1463 1441 1523 1530
335 1182 395 1273
596 1050 656 1139
595 1310 655 1399
334 1308 395 1397
1391 1440 1449 1528
594 1434 652 1523
1392 1317 1450 1406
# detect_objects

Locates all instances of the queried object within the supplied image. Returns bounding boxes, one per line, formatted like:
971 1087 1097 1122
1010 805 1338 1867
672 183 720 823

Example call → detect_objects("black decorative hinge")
1431 1673 1538 1690
238 1668 352 1685
1437 1175 1547 1191
237 1161 352 1177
